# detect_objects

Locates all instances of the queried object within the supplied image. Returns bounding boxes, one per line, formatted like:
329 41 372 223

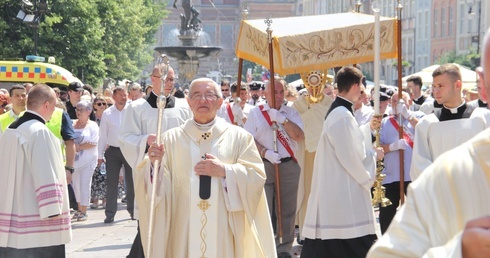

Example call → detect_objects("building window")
418 12 422 39
220 25 233 49
425 11 429 40
441 8 445 37
433 9 438 38
448 7 453 36
460 4 465 34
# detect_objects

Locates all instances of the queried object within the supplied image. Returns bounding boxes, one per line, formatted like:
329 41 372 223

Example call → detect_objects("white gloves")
396 102 411 119
231 103 245 120
264 150 282 164
268 109 286 124
389 139 406 151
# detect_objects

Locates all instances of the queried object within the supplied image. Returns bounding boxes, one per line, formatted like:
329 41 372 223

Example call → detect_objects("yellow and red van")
0 56 82 90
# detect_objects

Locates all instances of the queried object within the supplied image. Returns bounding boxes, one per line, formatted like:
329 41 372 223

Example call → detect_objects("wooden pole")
265 17 283 244
237 58 243 97
396 1 405 205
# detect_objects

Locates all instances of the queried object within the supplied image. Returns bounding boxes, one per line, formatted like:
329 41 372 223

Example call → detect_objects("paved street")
66 201 303 257
66 200 382 257
67 202 135 258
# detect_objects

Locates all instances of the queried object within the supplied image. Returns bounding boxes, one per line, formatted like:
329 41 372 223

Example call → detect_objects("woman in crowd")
91 95 108 209
93 95 107 125
72 100 99 221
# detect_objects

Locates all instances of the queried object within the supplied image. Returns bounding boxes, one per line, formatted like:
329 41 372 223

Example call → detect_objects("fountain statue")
155 1 222 85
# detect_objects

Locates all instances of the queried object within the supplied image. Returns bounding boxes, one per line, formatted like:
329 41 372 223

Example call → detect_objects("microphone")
199 154 211 200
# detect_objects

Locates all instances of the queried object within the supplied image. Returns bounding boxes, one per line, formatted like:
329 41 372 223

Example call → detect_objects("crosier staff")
147 55 170 258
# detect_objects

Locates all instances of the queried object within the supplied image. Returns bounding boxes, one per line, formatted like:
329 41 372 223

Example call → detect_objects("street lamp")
16 0 48 55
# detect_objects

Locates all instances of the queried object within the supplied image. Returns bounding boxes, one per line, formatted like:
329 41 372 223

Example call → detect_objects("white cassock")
134 117 276 258
119 96 192 170
119 96 192 220
0 112 71 249
291 94 332 237
368 128 490 258
302 103 378 240
410 107 490 180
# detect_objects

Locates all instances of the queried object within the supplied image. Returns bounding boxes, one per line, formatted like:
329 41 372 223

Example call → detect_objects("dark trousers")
0 245 65 258
263 159 300 254
379 181 411 234
301 235 377 258
127 222 145 258
68 184 78 210
105 146 134 219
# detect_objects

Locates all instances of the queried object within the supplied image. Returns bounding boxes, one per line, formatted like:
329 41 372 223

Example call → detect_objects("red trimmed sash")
259 105 297 162
226 103 234 123
389 116 414 149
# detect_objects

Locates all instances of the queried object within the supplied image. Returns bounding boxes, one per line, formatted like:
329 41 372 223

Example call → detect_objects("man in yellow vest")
0 85 26 136
46 107 77 186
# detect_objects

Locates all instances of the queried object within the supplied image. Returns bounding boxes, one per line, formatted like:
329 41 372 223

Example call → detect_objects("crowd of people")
1 28 490 258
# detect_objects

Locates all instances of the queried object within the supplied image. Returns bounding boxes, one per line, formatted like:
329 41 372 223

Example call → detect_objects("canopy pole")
237 58 243 97
396 0 405 205
265 17 283 244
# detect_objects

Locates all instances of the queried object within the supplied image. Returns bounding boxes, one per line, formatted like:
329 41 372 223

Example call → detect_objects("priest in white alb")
301 67 384 258
0 84 71 257
135 78 276 258
410 63 490 180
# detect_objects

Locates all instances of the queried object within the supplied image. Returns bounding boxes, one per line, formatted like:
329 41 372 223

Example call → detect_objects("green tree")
0 0 167 87
437 49 480 70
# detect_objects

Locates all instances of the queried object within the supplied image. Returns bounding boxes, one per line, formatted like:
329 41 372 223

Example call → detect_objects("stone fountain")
154 0 223 85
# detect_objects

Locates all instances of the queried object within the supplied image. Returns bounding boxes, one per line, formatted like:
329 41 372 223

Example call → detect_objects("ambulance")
0 55 82 90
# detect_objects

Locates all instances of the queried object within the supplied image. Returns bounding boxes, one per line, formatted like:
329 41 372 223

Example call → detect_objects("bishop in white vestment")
136 78 277 258
119 63 191 257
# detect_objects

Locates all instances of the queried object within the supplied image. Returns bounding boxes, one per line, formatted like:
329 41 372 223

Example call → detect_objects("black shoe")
278 252 292 258
104 217 114 223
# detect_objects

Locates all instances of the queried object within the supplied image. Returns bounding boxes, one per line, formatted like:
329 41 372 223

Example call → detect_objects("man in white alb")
410 63 490 180
301 66 383 258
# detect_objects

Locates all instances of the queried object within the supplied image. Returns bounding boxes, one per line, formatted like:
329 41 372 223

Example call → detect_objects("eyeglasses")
221 88 229 91
107 103 113 107
75 108 86 112
152 75 174 83
189 94 219 101
96 102 107 106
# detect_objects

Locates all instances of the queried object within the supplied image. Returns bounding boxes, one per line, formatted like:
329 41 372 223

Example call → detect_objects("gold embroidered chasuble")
134 118 277 258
